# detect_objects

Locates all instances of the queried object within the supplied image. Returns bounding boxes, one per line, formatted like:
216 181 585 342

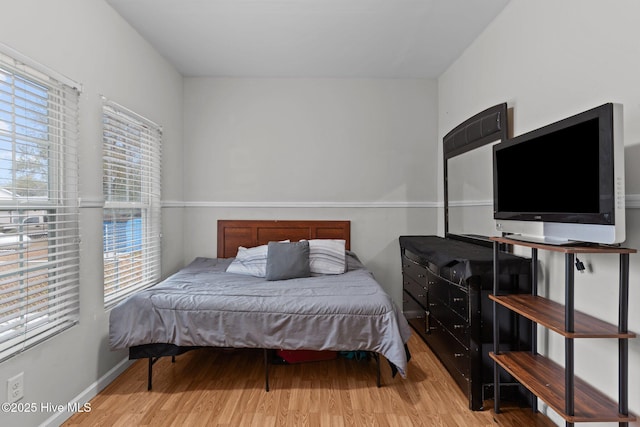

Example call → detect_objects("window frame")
0 44 81 362
102 99 162 309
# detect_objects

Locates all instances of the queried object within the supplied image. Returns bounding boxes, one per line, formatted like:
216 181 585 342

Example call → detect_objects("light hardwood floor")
64 334 556 426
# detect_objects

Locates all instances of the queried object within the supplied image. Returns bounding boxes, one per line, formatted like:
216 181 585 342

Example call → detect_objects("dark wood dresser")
399 235 532 410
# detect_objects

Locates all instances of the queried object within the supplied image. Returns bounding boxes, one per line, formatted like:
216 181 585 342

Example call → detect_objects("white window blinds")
0 49 80 361
102 99 162 309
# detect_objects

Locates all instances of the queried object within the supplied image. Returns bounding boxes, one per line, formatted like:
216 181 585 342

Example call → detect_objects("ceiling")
106 0 510 78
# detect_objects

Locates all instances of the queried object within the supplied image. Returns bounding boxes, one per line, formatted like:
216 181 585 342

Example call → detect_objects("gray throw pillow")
265 241 311 281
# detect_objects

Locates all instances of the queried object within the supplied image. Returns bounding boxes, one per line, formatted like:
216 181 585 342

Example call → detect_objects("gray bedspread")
109 255 412 377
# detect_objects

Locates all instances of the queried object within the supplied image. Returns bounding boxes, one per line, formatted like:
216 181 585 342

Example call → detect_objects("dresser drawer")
402 290 429 338
428 277 469 320
427 271 447 304
403 274 428 307
401 255 428 285
448 285 469 320
430 301 469 347
426 317 470 383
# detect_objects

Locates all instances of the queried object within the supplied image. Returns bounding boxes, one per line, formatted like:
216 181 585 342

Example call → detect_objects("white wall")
439 1 640 425
182 78 439 302
0 1 184 426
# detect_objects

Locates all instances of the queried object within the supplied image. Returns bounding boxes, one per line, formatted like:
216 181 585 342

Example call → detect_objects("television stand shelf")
489 237 636 426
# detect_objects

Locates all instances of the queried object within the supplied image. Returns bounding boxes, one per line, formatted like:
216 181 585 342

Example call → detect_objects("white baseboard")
39 357 134 427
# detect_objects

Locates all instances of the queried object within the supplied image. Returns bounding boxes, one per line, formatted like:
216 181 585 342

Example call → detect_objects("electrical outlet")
7 372 24 403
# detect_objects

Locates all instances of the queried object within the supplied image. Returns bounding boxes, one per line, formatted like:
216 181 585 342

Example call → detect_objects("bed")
109 220 411 390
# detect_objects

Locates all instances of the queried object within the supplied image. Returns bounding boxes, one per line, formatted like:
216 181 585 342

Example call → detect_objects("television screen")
495 118 601 217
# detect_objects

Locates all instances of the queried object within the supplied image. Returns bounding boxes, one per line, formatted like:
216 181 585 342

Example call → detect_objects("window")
0 48 80 361
102 99 161 309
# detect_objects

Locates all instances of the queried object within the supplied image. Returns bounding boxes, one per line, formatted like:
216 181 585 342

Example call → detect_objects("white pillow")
226 240 289 277
307 239 346 275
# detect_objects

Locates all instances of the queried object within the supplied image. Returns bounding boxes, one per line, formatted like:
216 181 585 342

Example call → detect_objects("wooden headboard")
217 220 351 258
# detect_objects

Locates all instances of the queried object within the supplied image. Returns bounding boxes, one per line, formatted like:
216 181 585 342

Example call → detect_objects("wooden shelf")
491 236 637 255
490 351 636 423
489 294 636 339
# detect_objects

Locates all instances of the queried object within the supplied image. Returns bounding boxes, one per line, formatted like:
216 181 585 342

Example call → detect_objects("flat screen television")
493 103 625 245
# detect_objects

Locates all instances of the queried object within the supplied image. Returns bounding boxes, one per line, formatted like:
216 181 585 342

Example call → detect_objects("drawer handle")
454 353 464 358
452 297 464 302
418 294 425 298
453 324 465 329
428 281 435 285
417 274 425 278
429 303 437 307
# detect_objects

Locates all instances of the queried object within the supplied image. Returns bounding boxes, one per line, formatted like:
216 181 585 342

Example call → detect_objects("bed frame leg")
147 357 153 391
264 349 270 392
373 353 381 387
147 356 164 391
